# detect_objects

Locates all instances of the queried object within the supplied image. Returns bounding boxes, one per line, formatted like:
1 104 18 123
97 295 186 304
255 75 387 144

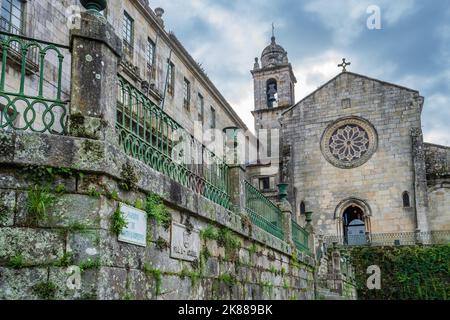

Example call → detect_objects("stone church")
248 35 450 244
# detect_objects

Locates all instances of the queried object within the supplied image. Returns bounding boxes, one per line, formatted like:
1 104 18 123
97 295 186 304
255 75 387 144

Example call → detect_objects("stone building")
0 0 247 140
249 36 450 245
0 0 322 300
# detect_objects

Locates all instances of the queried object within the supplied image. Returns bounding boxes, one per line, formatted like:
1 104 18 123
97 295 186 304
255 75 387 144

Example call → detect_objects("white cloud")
422 94 450 146
151 0 279 133
149 0 448 145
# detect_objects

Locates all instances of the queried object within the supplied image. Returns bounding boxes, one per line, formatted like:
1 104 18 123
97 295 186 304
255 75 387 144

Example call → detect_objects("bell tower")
251 33 297 131
247 31 297 198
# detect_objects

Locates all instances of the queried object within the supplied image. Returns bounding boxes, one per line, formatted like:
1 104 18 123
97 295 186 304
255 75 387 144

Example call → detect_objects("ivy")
349 244 450 300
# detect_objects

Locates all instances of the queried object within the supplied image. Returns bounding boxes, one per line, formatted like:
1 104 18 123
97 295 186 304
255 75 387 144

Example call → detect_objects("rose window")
329 125 369 162
320 117 378 169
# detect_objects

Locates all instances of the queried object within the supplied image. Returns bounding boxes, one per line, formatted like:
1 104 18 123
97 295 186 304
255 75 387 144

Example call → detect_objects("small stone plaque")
117 203 147 247
170 222 200 262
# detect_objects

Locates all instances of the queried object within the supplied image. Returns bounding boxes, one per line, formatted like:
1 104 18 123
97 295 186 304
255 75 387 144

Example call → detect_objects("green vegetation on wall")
145 193 171 229
349 245 450 300
111 207 128 236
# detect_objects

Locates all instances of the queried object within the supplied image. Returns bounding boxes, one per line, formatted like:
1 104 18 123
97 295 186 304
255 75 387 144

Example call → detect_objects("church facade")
248 36 450 244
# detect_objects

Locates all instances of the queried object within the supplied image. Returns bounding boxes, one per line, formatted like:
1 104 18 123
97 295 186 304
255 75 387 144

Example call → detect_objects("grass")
79 258 101 272
7 254 26 269
27 185 55 224
143 263 162 296
218 273 236 287
54 252 74 268
32 281 57 300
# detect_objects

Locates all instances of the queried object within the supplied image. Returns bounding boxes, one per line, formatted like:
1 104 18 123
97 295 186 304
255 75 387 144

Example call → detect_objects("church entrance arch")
334 198 372 245
343 206 366 245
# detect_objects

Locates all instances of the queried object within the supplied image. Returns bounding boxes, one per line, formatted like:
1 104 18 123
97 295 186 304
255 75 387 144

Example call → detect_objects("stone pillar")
277 183 293 244
223 127 247 213
228 165 247 213
305 212 316 257
330 244 343 294
411 126 430 236
69 4 122 142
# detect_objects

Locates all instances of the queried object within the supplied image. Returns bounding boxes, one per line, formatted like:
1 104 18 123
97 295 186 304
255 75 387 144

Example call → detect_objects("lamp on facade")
277 183 288 201
305 211 313 224
80 0 107 15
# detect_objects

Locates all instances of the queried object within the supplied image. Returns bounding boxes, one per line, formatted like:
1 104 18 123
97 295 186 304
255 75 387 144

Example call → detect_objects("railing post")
305 211 316 257
69 2 122 142
223 127 246 213
277 183 293 244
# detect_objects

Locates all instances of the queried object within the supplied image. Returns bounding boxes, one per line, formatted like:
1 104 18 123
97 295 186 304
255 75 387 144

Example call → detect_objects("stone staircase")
316 287 346 300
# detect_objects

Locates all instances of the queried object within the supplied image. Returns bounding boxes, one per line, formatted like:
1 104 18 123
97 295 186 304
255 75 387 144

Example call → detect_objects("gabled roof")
282 71 420 116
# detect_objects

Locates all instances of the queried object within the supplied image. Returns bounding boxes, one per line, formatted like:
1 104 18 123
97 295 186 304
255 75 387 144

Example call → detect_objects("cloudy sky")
152 0 450 145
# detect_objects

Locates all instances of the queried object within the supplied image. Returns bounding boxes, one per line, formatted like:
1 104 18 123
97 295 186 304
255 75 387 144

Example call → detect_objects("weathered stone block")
0 267 48 300
0 227 64 265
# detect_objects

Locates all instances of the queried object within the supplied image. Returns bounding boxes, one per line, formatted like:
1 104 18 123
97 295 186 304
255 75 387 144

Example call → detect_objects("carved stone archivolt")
321 117 378 169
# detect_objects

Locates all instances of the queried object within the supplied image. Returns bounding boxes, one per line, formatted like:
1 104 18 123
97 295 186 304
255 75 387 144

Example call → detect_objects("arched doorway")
343 206 366 245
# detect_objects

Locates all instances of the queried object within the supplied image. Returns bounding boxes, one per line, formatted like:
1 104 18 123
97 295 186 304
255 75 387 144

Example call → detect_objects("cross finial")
338 58 351 72
272 23 275 38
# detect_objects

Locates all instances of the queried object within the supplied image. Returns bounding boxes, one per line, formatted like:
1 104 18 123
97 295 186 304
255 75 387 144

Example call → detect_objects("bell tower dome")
251 33 297 130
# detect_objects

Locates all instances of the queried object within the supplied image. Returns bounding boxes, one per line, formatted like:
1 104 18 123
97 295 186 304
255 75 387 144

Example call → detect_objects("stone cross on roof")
338 58 351 72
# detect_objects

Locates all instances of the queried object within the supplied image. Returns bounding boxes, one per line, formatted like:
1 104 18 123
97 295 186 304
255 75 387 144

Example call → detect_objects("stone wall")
0 130 315 300
281 72 426 235
424 144 450 231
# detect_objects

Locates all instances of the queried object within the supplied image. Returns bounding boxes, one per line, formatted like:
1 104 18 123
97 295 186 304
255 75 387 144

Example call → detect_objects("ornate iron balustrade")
244 180 284 240
324 230 450 247
116 76 231 209
0 30 69 134
291 219 310 253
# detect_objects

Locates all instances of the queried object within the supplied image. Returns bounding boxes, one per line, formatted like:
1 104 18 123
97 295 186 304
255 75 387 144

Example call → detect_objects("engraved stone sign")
170 222 200 262
117 203 147 247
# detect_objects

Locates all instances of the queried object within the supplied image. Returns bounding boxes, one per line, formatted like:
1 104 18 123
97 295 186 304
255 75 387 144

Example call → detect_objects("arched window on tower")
300 201 306 215
402 191 411 208
266 79 278 108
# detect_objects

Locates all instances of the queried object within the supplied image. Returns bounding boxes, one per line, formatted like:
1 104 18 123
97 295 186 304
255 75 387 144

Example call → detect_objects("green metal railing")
292 219 310 253
0 28 69 134
116 75 231 208
244 180 284 240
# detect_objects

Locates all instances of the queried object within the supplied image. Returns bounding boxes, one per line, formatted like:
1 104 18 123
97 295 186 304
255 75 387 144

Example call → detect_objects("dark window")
146 38 155 68
183 78 190 109
197 94 204 125
1 0 24 34
167 62 175 95
266 78 278 108
300 201 306 215
123 11 134 48
402 191 411 208
259 177 270 190
210 106 216 129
